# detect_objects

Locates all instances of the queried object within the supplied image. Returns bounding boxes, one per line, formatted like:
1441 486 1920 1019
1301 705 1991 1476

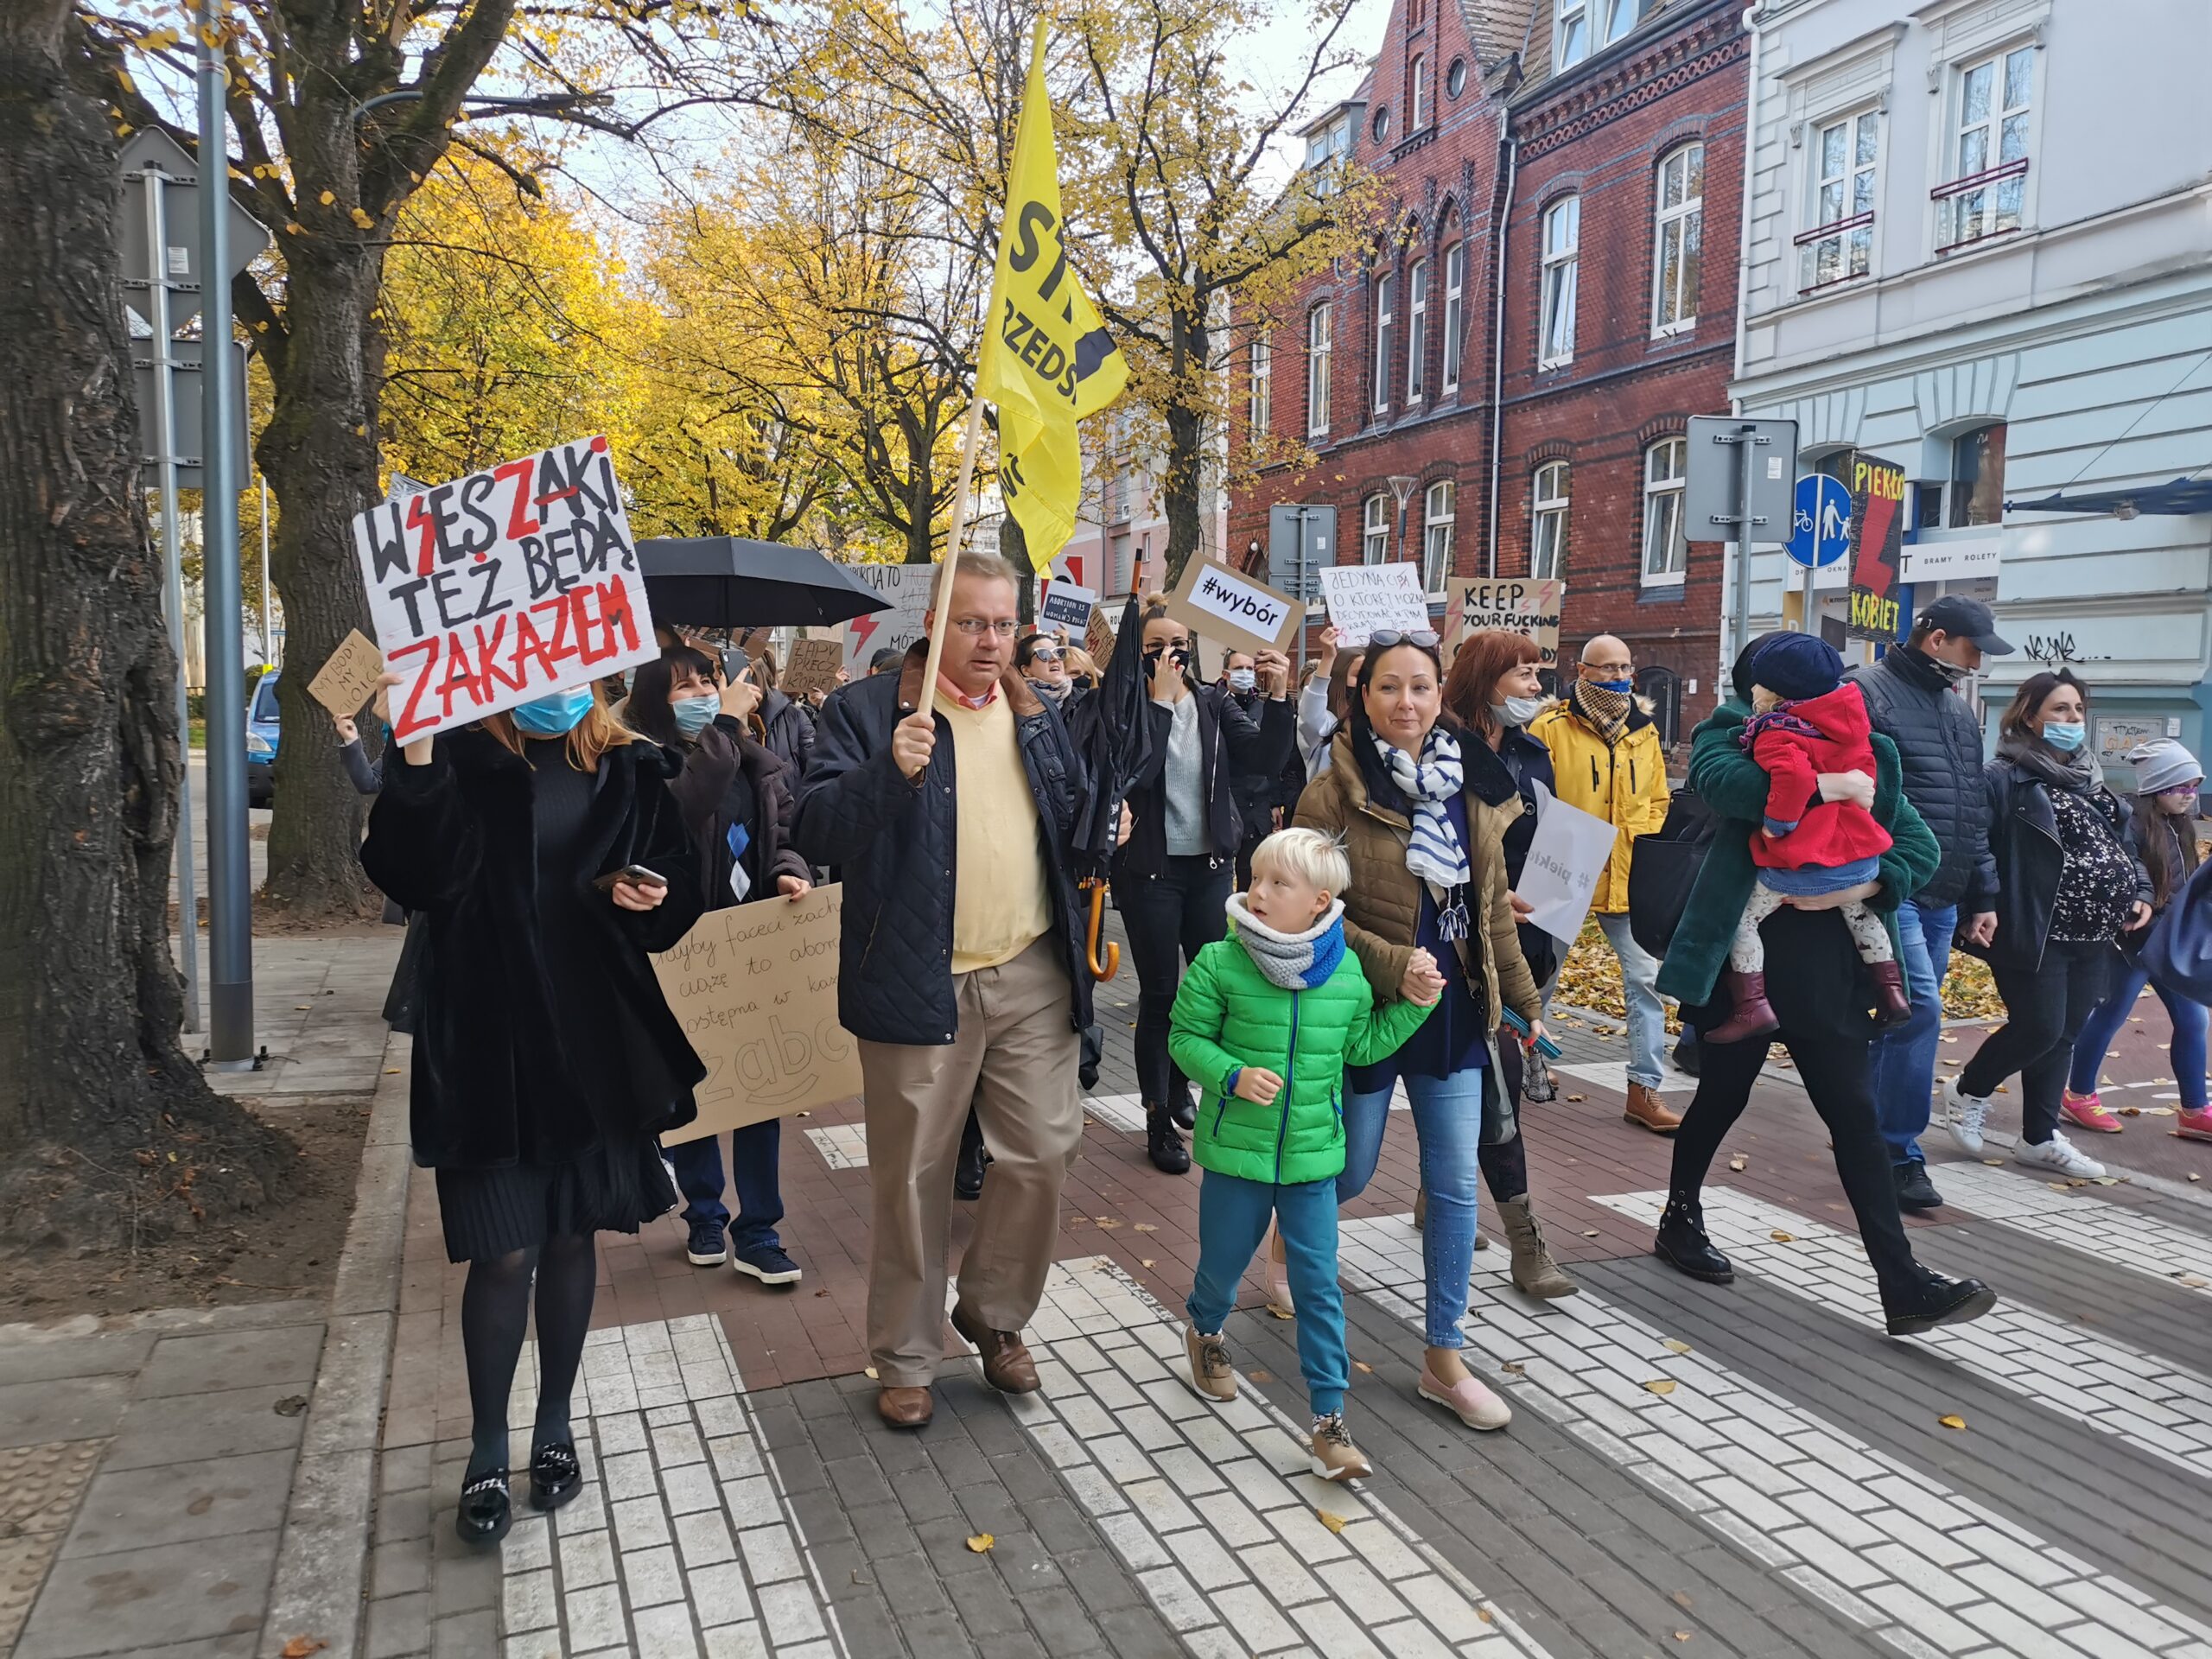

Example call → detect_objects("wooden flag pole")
908 391 991 769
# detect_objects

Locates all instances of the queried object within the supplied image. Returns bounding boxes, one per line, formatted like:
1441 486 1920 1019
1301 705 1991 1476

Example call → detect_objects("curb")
262 1033 413 1659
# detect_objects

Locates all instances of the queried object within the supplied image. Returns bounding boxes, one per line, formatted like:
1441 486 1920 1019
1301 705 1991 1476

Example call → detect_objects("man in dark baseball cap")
1842 592 2009 1213
1913 595 2013 659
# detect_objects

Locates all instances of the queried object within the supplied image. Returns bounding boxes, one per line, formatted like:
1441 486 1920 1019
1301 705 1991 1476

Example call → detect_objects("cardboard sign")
1846 453 1907 642
843 563 934 677
1039 578 1096 631
350 436 653 742
1519 782 1619 945
653 884 861 1142
1443 578 1567 666
1164 556 1302 659
1084 604 1116 670
306 629 385 718
781 637 845 699
1315 563 1427 648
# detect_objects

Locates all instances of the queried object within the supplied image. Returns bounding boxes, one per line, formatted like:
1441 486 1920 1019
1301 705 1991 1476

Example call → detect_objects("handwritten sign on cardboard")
1316 563 1428 648
1443 578 1567 666
1039 578 1096 631
842 563 934 677
306 629 385 718
653 884 861 1141
781 637 845 700
1164 556 1303 659
1084 604 1116 670
350 435 655 742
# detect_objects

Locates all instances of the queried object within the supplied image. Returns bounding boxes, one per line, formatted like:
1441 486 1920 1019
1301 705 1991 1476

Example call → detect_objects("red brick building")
1230 0 1750 736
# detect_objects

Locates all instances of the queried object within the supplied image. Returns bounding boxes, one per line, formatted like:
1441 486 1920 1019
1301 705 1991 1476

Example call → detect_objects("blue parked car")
247 670 280 805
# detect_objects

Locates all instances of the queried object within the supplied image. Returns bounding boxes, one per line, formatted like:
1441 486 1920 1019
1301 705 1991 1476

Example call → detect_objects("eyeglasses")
1027 645 1063 661
951 618 1020 638
1585 661 1635 677
1367 629 1440 649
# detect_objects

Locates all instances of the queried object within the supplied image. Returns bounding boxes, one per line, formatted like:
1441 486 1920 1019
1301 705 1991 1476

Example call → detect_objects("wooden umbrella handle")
1084 879 1119 982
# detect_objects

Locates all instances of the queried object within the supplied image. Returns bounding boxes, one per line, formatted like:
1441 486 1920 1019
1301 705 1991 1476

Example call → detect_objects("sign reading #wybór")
1164 556 1303 659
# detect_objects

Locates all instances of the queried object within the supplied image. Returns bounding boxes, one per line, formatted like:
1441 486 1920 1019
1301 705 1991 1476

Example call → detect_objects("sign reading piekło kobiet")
1846 453 1907 643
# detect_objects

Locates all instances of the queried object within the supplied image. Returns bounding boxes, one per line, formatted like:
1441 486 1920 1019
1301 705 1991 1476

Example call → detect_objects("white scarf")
1373 727 1471 893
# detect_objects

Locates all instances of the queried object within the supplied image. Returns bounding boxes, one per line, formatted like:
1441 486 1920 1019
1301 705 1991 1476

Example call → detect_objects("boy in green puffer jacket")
1170 828 1439 1480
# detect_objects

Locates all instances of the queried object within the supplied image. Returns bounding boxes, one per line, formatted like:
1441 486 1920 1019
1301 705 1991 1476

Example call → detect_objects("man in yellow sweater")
794 553 1093 1430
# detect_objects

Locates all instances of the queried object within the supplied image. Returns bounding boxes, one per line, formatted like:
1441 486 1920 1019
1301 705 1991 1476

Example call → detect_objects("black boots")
1883 1270 1996 1337
955 1110 988 1201
1146 1106 1191 1174
1654 1192 1734 1284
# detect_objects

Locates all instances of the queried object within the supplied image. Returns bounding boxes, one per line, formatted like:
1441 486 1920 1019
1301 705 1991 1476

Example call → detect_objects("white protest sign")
842 563 933 677
350 435 653 743
1444 577 1567 666
1039 578 1096 631
1164 556 1303 658
652 884 861 1141
1519 781 1618 944
1316 563 1428 647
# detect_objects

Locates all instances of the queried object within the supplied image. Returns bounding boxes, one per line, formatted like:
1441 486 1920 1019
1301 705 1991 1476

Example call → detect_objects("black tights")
461 1232 597 1478
1962 943 2111 1144
1116 855 1232 1109
1669 908 1921 1300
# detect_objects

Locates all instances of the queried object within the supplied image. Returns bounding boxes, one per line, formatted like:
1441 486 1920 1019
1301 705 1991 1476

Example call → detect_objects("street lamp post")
1387 474 1418 574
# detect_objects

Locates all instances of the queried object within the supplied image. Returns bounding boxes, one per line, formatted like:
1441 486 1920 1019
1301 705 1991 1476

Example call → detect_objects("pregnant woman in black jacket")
363 683 703 1545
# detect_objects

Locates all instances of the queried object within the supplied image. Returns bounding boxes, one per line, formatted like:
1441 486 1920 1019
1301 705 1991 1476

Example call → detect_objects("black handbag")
1628 784 1716 960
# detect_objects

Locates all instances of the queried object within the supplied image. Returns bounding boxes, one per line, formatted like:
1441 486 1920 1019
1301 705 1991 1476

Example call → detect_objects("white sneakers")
1942 1078 1991 1155
2014 1130 2107 1179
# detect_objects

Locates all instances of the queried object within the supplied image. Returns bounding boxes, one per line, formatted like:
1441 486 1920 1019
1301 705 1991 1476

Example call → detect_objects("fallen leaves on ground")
1643 1379 1678 1395
1554 923 2002 1022
864 1366 878 1380
1140 1259 1155 1269
1768 1230 1795 1243
1565 1095 1587 1103
1937 1414 1967 1431
1317 1510 1349 1535
1581 1229 1600 1237
966 1534 995 1554
1726 1156 1747 1172
1500 1361 1526 1376
1268 1304 1294 1320
1133 1223 1157 1233
1661 1338 1693 1356
1094 1217 1122 1229
280 1640 327 1659
1353 1360 1373 1373
2177 1274 2210 1288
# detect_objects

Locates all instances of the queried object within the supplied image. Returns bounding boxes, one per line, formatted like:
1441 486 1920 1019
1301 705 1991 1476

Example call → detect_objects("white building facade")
1732 0 2212 763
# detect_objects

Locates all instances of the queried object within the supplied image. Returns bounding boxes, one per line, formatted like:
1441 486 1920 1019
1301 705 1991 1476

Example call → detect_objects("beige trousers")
856 936 1083 1387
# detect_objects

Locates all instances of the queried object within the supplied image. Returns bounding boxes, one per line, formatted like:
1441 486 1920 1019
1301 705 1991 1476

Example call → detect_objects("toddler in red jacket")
1704 632 1912 1042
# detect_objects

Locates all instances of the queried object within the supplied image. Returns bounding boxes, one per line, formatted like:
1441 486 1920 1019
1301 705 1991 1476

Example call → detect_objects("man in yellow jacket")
1528 635 1681 1133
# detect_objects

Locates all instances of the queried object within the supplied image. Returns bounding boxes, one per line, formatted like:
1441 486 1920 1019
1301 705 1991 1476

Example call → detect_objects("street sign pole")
1686 416 1797 670
140 153 200 1035
199 0 256 1069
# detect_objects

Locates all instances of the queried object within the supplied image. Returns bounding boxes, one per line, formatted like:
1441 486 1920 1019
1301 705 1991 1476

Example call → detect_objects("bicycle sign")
1788 474 1852 569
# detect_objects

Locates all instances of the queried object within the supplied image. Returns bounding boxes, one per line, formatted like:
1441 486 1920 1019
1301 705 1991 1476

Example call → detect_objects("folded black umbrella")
637 536 891 629
1065 594 1158 880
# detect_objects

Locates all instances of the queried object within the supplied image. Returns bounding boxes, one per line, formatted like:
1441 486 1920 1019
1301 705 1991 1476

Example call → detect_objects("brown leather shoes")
876 1385 933 1429
1624 1082 1683 1135
949 1302 1040 1393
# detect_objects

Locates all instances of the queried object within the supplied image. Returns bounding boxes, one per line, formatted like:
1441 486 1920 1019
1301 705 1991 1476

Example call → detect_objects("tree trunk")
0 3 290 1250
254 92 388 920
1160 304 1209 588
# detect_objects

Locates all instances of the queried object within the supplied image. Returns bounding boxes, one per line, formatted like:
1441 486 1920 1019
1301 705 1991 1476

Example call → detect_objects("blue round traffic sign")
1788 474 1852 568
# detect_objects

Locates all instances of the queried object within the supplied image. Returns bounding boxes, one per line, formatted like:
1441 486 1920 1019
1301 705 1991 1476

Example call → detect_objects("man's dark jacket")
1844 646 1997 911
793 641 1092 1045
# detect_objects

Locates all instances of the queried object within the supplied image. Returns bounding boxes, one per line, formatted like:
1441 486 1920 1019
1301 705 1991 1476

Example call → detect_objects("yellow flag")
976 21 1128 569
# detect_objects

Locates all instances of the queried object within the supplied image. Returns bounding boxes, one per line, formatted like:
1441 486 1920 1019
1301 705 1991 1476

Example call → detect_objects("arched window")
1532 462 1570 579
1652 144 1704 335
1539 196 1579 368
1363 493 1390 564
1642 438 1688 585
1372 272 1395 415
1423 480 1456 591
1406 257 1429 405
1410 55 1430 130
1440 238 1465 393
1306 302 1332 437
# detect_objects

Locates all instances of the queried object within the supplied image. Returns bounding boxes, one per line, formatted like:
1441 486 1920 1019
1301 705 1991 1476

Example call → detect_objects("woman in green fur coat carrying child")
1169 828 1438 1480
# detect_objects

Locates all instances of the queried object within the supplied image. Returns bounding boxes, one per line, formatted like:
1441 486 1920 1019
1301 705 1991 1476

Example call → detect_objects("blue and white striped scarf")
1373 728 1471 938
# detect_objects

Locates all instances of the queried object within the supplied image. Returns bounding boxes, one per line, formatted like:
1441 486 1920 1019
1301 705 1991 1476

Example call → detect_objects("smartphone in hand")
592 864 667 894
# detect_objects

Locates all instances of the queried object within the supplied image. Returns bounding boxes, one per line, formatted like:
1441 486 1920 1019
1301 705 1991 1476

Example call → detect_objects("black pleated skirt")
434 1132 675 1262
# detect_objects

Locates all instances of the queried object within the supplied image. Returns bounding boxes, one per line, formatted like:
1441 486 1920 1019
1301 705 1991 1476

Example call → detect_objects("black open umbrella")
637 536 891 629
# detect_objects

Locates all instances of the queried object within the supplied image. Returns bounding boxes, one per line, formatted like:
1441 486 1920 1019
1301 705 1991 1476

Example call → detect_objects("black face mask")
1144 645 1189 680
1919 651 1974 685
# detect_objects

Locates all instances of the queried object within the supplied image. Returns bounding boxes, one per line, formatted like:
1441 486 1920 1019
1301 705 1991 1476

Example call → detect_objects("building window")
1446 57 1466 99
1950 423 2005 527
1936 45 2033 250
1363 493 1390 564
1641 438 1688 585
1372 272 1395 415
1652 144 1703 336
1538 196 1579 368
1306 302 1332 437
1408 0 1426 25
1557 0 1642 70
1532 462 1569 579
1371 105 1391 143
1799 110 1878 291
1410 55 1429 130
1304 116 1351 195
1441 240 1465 392
1422 480 1455 591
1406 258 1428 405
1247 339 1271 440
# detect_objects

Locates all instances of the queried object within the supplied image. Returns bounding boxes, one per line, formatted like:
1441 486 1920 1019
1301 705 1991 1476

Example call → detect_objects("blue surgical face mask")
510 687 594 736
1227 667 1257 693
671 694 719 737
2042 720 2087 753
1588 678 1633 695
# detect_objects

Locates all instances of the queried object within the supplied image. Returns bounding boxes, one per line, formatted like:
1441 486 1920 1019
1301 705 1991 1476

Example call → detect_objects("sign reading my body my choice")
351 435 656 742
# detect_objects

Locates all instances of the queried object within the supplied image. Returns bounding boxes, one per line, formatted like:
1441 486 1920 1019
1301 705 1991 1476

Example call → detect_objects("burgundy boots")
1867 959 1913 1027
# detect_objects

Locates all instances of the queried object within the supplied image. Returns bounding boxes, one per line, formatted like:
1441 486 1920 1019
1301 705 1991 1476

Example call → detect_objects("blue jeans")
1597 913 1666 1088
668 1120 785 1254
1187 1170 1348 1416
1866 899 1955 1166
1340 1067 1485 1349
2072 959 2209 1115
